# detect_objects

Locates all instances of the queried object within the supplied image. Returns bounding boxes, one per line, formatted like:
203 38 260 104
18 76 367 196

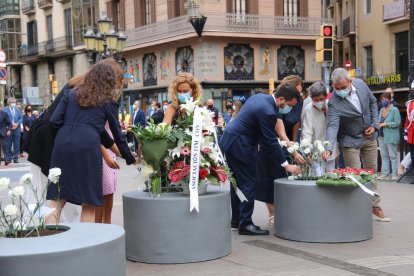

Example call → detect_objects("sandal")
268 216 274 225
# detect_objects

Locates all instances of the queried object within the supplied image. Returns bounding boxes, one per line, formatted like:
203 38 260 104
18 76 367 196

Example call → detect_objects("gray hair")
7 97 16 104
331 68 350 84
309 81 327 98
134 100 140 106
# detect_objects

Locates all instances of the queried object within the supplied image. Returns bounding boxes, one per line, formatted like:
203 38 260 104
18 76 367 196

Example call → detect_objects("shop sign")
363 74 401 86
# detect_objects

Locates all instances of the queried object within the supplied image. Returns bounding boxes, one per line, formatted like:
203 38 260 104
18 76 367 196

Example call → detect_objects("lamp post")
185 0 207 38
83 12 129 120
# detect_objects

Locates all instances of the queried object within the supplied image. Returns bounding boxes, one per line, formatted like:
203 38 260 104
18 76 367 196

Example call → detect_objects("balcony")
0 3 20 16
343 16 355 37
44 36 74 57
22 0 35 15
335 24 343 42
37 0 52 10
383 0 409 24
56 0 70 3
126 13 333 48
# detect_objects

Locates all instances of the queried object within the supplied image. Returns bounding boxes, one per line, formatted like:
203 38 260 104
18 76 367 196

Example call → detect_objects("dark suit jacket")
133 109 146 127
151 109 164 124
0 110 11 137
3 106 23 133
219 93 286 166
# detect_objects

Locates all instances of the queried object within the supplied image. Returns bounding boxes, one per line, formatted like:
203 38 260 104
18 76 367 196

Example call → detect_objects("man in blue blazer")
132 100 147 153
3 97 23 164
0 106 12 165
219 84 301 235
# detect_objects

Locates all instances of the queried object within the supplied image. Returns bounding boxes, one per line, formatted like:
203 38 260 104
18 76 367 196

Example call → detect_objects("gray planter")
123 188 231 263
0 223 126 276
274 179 373 243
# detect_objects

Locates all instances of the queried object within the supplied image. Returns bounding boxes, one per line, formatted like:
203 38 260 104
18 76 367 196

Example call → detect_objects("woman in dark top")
46 63 135 223
22 104 36 153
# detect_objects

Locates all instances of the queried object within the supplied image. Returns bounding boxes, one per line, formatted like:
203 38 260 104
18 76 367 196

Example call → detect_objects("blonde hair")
232 100 243 118
279 75 303 91
168 73 203 108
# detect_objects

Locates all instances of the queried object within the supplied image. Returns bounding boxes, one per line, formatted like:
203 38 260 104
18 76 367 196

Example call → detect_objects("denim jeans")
378 136 398 176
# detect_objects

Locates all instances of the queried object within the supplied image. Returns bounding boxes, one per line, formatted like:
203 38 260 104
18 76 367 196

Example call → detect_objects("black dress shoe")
13 160 19 163
231 222 239 229
239 224 269 236
4 161 10 165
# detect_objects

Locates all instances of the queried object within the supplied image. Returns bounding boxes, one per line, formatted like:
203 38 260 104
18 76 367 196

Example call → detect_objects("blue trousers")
4 130 20 161
226 153 257 227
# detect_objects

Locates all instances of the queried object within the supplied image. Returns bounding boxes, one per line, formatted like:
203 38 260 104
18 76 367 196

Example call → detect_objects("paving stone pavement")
1 158 414 275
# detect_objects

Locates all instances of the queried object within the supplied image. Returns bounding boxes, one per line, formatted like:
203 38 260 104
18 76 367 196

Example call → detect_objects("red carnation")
199 169 209 179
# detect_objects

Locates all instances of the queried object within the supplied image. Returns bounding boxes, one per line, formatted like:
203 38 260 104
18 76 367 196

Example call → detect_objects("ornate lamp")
97 13 112 34
185 0 207 38
116 31 127 52
106 26 118 50
83 26 97 51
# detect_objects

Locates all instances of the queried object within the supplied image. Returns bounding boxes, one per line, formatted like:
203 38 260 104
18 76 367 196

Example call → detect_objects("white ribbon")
346 175 380 197
189 107 203 212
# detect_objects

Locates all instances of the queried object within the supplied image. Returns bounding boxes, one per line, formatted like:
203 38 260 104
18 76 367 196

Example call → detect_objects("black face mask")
27 109 32 112
207 105 213 109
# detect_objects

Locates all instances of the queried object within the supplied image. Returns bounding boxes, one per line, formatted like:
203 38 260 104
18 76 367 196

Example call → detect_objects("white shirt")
345 85 362 113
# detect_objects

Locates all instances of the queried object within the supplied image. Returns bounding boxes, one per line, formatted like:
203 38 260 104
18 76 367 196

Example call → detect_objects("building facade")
327 0 409 100
118 0 329 113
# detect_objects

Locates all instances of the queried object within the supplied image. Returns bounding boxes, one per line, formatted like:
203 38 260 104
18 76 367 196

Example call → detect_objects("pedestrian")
146 99 156 120
404 98 414 171
150 102 164 124
206 99 219 125
0 105 11 165
230 100 243 122
219 84 301 235
377 87 398 111
2 97 23 164
163 73 203 125
323 68 391 222
377 93 401 181
22 104 36 153
46 62 136 223
132 100 147 154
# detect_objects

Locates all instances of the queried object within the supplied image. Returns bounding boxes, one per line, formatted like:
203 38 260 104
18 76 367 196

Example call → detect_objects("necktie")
11 108 15 123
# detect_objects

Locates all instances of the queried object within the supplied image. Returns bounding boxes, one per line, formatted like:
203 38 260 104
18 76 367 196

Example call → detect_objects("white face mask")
312 101 325 110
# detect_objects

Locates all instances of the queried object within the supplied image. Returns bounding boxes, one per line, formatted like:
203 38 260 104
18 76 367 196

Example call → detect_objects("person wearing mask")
378 87 398 111
377 93 401 181
132 100 147 153
22 104 36 153
3 97 23 164
162 100 169 111
151 102 164 124
230 101 243 122
146 99 156 120
223 106 233 125
0 105 11 165
219 84 301 235
163 73 203 125
322 68 390 222
206 99 219 125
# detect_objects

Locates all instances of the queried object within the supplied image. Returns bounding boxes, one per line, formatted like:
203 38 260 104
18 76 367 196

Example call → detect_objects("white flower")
180 97 198 115
304 148 311 154
13 221 26 231
300 139 311 148
279 139 288 147
139 164 154 179
318 145 325 153
323 141 330 147
8 186 25 198
4 204 17 216
287 147 295 153
0 177 10 190
291 142 300 151
20 173 33 185
48 168 62 184
313 140 322 147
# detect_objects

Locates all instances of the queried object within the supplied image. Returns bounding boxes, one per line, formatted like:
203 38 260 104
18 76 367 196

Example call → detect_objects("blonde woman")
163 73 203 125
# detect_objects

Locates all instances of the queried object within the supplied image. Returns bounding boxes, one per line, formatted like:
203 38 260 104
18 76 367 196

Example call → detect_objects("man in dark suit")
219 84 301 235
0 106 12 165
3 97 23 164
206 99 219 125
132 100 146 153
151 102 164 124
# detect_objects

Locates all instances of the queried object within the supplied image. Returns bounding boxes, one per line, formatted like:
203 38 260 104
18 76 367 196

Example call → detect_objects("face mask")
11 103 16 108
27 109 32 112
177 92 191 104
207 105 213 109
334 87 351 98
313 101 325 110
279 105 292 114
232 105 236 110
163 105 168 110
382 100 390 108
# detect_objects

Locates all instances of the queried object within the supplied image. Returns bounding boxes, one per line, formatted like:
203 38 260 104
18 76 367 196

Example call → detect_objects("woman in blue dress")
46 63 135 222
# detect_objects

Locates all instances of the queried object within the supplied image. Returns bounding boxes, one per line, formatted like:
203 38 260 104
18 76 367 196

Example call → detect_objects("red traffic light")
323 26 332 36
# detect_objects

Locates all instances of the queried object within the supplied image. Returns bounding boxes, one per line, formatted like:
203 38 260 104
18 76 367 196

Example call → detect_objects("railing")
37 0 52 9
126 13 333 47
0 3 20 16
2 48 20 62
21 0 35 15
383 0 409 22
45 36 73 53
343 16 355 36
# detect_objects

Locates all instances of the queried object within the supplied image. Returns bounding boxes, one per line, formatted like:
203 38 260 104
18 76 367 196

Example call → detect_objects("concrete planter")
274 179 373 243
123 188 231 263
0 223 126 276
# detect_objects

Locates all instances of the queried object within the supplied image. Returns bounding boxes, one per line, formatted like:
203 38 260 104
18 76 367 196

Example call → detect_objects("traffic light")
316 24 334 63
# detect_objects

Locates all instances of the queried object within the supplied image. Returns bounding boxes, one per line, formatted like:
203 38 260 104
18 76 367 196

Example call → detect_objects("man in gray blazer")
322 68 390 222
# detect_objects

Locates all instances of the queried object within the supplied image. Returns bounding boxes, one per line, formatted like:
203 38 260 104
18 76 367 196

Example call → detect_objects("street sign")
0 80 6 84
0 67 7 80
345 60 352 70
0 50 6 63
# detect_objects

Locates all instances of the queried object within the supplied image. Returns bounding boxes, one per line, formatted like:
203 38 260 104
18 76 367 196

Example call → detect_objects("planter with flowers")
0 169 126 276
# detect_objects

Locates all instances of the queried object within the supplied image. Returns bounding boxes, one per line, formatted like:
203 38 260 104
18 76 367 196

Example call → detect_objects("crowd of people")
2 65 412 234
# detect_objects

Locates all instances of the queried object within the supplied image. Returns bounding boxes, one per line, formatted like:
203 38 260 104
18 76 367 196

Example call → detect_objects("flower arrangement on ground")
132 121 175 197
282 139 330 180
167 97 234 192
0 168 62 238
316 167 375 187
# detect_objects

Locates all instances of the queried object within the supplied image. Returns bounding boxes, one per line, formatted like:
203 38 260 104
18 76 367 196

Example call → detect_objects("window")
64 9 72 38
46 15 53 41
167 0 185 19
0 18 21 61
72 0 99 47
145 0 152 24
283 0 299 17
364 46 373 77
365 0 371 14
31 65 37 87
233 0 247 14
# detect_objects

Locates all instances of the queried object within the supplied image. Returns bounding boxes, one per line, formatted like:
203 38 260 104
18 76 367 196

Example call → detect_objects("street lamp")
185 0 207 38
83 11 128 64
